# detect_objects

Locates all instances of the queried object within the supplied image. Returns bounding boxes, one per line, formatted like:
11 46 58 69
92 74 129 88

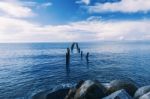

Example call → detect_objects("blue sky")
30 0 150 24
0 0 150 42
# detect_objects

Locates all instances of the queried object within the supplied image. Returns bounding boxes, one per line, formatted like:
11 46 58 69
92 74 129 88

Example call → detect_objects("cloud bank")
0 0 150 42
88 0 150 13
0 1 35 18
0 1 51 18
0 16 150 42
76 0 90 5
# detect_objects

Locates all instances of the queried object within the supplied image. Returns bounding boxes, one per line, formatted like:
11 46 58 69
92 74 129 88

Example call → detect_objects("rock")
103 89 133 99
74 80 107 99
107 80 138 97
65 80 85 99
65 88 76 99
139 92 150 99
46 88 70 99
76 80 85 89
134 85 150 99
32 90 48 99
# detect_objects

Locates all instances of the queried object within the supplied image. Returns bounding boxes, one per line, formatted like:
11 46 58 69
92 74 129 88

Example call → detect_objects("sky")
0 0 150 42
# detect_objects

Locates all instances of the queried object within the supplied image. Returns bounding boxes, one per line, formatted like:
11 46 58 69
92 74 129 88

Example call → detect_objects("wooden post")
86 52 89 62
71 43 75 53
66 48 70 65
81 51 83 59
78 48 80 53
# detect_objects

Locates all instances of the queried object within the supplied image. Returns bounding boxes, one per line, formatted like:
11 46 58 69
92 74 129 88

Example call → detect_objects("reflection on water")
0 42 150 98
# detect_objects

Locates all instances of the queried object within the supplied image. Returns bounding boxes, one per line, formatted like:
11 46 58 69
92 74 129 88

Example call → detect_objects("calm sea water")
0 42 150 99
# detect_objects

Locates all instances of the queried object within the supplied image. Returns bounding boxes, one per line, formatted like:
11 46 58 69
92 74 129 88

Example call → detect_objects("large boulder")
76 80 85 89
65 88 76 99
65 80 85 99
134 85 150 99
106 80 138 97
103 89 133 99
33 88 70 99
46 88 70 99
139 92 150 99
32 90 49 99
74 80 107 99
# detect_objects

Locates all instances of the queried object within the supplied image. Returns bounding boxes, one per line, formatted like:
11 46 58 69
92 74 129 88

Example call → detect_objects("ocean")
0 42 150 99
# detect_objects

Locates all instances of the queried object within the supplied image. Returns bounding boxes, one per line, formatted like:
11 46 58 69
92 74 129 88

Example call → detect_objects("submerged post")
71 43 75 53
66 48 70 65
86 52 89 62
71 42 81 53
78 48 80 53
76 43 80 53
81 51 83 59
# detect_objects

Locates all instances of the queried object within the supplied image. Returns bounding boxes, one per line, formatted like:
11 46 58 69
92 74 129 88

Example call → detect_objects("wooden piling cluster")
66 42 89 66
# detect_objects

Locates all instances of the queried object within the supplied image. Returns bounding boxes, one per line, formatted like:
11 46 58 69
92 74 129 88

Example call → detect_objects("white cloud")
0 1 52 18
0 16 76 42
88 0 150 13
0 16 150 42
35 2 52 9
76 0 90 5
40 2 52 8
0 1 35 18
17 1 52 8
0 0 150 42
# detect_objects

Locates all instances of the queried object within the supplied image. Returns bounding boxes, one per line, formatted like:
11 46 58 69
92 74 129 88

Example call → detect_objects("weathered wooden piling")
86 52 89 62
71 43 75 53
66 53 68 65
71 42 80 53
78 48 80 53
67 48 70 55
76 43 79 50
66 48 70 65
81 51 83 59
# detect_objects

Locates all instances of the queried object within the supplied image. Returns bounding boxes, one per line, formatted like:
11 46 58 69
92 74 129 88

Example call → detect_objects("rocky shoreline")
33 80 150 99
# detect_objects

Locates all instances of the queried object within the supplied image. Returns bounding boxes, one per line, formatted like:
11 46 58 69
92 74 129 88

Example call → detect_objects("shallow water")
0 42 150 99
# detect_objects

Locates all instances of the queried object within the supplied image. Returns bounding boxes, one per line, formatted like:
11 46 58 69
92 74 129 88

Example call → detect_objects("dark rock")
46 88 70 99
32 90 49 99
107 80 138 97
76 80 85 89
65 80 85 99
65 88 76 99
74 80 107 99
139 92 150 99
134 85 150 99
103 89 133 99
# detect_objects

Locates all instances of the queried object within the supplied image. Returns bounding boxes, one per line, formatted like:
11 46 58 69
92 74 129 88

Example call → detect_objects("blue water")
0 42 150 99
